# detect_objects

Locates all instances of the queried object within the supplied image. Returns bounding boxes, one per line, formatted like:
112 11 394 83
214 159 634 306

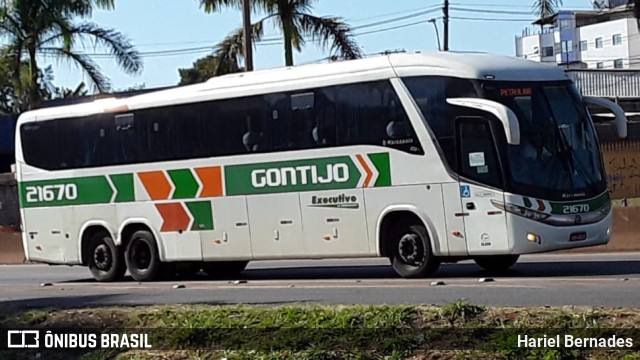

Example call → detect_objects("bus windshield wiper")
555 124 597 186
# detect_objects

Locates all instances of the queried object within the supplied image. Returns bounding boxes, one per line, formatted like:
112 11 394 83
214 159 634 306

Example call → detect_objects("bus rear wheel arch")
124 229 162 282
86 230 126 282
380 213 440 278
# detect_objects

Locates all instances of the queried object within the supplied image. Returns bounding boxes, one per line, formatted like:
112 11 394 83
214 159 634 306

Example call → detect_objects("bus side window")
114 113 141 164
20 122 58 169
456 117 503 188
334 83 373 146
214 96 270 156
289 92 315 150
85 115 113 167
313 87 336 147
333 80 423 154
242 114 262 152
265 93 290 152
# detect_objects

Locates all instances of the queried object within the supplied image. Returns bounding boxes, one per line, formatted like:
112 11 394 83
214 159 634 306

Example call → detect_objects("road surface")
1 253 639 312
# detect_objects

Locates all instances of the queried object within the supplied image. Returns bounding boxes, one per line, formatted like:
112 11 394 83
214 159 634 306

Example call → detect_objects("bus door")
455 117 510 254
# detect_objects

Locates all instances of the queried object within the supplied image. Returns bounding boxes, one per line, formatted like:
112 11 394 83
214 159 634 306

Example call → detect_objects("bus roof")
18 51 570 124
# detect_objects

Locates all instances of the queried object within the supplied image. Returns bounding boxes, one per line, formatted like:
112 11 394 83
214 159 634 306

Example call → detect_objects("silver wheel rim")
398 233 424 266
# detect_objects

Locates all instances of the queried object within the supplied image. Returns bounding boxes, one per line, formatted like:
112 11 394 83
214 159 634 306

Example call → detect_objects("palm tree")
0 48 60 113
56 82 89 99
199 0 362 70
0 0 142 109
532 0 562 22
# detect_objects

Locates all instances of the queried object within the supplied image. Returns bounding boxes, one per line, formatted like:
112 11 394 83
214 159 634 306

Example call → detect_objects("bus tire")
202 261 249 278
124 230 162 282
87 231 126 282
389 220 440 278
474 255 519 273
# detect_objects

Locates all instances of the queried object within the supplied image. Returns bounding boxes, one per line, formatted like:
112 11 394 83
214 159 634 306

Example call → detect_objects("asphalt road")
1 253 640 312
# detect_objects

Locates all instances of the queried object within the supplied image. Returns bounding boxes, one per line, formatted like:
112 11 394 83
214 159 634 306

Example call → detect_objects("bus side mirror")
446 98 520 145
583 96 628 139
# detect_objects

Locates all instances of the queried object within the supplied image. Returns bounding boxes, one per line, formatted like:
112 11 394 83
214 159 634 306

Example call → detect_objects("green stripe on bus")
186 201 214 231
224 156 360 196
168 169 199 199
19 176 113 208
549 191 610 215
110 174 135 202
368 152 391 187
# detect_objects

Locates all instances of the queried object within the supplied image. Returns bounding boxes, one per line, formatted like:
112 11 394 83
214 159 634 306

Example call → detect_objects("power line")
39 40 284 59
348 5 440 23
450 2 535 8
49 7 442 59
450 7 534 15
451 16 535 22
355 19 435 37
451 2 594 10
352 7 441 31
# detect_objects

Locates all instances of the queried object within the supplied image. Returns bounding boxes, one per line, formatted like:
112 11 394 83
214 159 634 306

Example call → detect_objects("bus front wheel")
87 231 126 282
474 255 519 273
389 220 440 278
125 230 162 282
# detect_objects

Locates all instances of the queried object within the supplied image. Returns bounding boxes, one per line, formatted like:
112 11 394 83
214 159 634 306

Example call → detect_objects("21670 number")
25 184 78 203
562 204 590 214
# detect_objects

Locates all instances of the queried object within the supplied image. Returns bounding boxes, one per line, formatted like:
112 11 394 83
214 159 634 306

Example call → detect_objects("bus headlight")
491 200 550 221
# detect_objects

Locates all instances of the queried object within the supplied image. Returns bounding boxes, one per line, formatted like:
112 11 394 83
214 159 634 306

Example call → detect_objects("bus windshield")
481 81 605 198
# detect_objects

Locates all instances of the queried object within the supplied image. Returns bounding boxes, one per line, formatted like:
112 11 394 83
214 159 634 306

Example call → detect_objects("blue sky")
46 0 594 91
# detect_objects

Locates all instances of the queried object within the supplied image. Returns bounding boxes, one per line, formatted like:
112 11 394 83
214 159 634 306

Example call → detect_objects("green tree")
178 54 242 84
0 49 58 113
199 0 362 69
0 0 142 109
54 82 89 99
532 0 562 21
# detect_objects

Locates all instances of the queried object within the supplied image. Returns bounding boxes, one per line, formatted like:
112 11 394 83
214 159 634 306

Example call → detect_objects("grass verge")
1 300 640 359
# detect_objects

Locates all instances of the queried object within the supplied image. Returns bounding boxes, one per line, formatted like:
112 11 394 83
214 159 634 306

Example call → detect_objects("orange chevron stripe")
195 166 223 197
139 171 172 200
356 154 373 188
156 203 191 232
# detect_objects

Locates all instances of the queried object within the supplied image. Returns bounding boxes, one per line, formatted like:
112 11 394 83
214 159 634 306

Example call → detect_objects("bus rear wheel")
389 220 440 278
202 261 249 278
125 230 162 282
474 255 519 273
87 231 126 282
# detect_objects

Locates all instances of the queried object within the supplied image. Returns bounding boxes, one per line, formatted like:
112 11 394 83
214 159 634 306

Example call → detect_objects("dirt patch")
563 206 640 253
0 230 25 264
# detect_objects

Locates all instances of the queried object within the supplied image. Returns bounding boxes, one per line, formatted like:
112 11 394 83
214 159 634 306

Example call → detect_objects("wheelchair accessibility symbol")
460 185 471 198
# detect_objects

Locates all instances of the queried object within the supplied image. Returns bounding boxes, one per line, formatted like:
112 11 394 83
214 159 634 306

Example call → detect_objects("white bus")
15 52 627 282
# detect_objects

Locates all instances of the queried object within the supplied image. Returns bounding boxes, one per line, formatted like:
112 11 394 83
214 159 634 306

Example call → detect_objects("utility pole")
428 19 442 51
443 0 449 51
242 0 254 71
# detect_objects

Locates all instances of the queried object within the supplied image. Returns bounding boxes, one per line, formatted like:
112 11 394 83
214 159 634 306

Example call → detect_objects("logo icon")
460 185 471 198
7 330 39 348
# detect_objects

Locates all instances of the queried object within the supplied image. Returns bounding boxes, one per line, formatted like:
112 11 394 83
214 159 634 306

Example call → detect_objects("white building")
515 4 640 69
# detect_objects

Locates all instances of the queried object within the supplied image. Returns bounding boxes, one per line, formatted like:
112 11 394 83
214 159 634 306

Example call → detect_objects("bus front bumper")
507 209 612 254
